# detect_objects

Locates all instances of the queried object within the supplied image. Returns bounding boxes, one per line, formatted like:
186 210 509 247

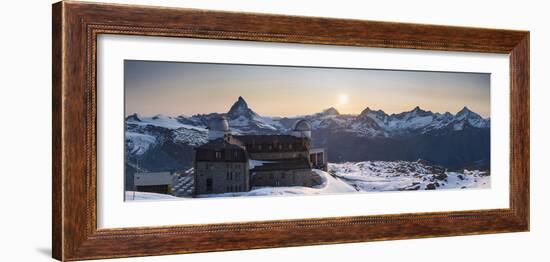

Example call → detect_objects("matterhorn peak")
235 96 248 107
227 96 257 118
229 96 249 110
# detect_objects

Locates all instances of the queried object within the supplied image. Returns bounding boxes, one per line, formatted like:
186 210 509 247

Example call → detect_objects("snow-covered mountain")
128 97 489 139
351 105 490 137
125 97 491 174
225 96 282 134
125 113 208 149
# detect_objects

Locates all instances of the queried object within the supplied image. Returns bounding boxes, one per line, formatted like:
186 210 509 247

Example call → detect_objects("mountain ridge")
125 97 490 173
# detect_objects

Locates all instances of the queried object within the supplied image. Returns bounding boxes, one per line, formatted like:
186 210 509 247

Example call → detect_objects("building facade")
309 147 328 171
193 139 250 194
133 172 174 194
193 117 327 195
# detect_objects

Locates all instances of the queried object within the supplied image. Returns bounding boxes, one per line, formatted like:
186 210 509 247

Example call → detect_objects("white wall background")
0 0 546 261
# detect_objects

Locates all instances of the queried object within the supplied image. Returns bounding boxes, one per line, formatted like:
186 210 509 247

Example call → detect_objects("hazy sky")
125 60 490 117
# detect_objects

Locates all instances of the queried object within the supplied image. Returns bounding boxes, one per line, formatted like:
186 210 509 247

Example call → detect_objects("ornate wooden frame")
52 1 530 261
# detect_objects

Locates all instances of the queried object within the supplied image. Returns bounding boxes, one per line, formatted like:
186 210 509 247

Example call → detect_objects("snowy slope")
128 160 490 201
172 128 208 146
195 169 357 198
125 132 156 155
126 114 209 147
329 161 490 191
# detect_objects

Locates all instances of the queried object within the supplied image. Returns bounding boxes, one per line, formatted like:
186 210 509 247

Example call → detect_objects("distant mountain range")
125 96 490 175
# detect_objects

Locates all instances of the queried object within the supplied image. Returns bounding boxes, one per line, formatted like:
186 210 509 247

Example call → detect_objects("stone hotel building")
193 117 327 195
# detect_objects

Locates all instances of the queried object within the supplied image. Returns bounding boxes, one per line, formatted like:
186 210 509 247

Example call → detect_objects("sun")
338 94 349 106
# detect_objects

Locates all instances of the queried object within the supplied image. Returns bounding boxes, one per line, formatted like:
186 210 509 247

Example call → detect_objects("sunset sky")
125 60 491 117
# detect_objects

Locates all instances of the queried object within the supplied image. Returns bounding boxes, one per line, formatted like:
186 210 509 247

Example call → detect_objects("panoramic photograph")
124 60 491 201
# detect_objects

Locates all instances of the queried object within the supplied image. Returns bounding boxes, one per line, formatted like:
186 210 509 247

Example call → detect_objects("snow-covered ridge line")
126 97 489 137
126 113 208 132
124 97 491 173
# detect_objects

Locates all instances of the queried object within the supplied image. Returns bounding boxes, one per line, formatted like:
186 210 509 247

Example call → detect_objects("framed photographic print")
52 1 529 261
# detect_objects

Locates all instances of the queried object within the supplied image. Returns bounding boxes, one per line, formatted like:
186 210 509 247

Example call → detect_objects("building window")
226 172 230 180
258 145 262 150
278 144 283 150
206 178 212 192
233 150 239 159
215 151 222 160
